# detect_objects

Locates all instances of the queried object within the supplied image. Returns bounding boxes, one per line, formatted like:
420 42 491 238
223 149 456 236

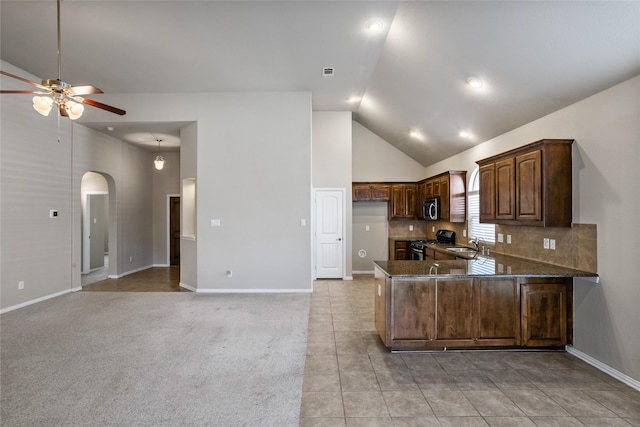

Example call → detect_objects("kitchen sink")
446 247 477 253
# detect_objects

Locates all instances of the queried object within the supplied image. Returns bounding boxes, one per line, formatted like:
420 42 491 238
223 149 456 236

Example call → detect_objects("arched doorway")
80 171 115 286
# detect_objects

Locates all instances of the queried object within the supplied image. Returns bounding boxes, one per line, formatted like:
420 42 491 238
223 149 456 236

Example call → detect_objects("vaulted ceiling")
2 1 639 165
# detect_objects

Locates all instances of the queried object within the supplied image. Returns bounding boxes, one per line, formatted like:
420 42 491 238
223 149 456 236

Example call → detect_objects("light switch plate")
211 219 221 227
507 234 512 244
498 233 504 243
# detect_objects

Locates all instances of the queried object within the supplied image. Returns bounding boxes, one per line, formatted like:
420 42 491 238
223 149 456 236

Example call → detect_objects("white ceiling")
1 1 639 165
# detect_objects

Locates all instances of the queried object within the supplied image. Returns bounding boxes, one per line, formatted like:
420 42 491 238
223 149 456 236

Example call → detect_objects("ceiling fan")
0 0 125 119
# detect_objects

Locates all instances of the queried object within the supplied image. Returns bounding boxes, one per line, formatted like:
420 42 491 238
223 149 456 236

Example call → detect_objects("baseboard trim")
344 276 353 281
110 265 153 279
352 270 374 275
179 282 196 292
152 263 170 268
195 288 312 294
1 288 72 314
566 345 640 391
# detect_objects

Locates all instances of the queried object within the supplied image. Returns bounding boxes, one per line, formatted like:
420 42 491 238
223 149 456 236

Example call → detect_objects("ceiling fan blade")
81 98 126 116
1 70 47 90
0 90 45 94
68 85 103 96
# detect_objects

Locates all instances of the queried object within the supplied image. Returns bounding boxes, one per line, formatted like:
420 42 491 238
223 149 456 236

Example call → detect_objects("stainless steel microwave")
423 197 440 221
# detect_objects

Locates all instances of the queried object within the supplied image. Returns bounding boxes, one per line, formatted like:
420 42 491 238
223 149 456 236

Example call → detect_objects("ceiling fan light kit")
0 0 125 120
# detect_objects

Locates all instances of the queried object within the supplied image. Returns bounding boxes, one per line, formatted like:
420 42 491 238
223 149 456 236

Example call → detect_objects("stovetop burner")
410 230 456 249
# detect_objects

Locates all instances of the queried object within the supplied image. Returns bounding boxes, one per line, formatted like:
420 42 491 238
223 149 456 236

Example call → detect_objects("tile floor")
300 275 640 427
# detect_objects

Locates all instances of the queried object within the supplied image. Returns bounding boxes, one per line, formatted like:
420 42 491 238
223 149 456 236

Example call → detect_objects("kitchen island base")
374 265 573 351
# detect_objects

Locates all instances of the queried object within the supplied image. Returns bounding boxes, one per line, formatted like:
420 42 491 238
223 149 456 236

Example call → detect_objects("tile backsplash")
388 221 597 273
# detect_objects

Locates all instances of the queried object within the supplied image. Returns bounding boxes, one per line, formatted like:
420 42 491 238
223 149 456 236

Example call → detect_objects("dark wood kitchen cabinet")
521 277 572 347
352 183 391 201
375 274 523 349
417 171 466 222
476 139 573 227
390 240 410 260
389 184 417 220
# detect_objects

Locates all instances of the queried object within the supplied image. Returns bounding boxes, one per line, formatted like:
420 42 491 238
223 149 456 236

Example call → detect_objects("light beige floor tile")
338 354 374 371
303 370 341 392
463 390 525 417
528 416 585 426
391 416 442 426
438 416 489 426
543 389 618 417
342 391 389 418
300 391 344 418
483 416 538 426
346 417 394 426
422 390 479 417
584 390 640 418
340 370 381 391
300 418 346 427
507 389 571 417
383 391 433 417
577 418 635 426
307 341 337 356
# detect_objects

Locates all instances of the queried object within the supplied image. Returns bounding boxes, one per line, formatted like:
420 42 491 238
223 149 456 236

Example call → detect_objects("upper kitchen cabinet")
389 183 417 220
352 183 391 202
418 171 467 223
476 139 574 227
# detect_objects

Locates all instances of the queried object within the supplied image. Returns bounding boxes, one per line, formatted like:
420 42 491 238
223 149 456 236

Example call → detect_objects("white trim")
343 275 353 281
153 263 170 267
352 270 374 275
195 288 312 294
566 345 640 391
0 288 72 314
108 264 153 279
179 282 197 292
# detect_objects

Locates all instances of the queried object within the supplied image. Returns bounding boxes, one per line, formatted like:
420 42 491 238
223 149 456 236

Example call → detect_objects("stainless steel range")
410 229 456 260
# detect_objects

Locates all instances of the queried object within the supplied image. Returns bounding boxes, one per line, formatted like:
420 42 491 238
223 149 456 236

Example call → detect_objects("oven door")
410 245 424 260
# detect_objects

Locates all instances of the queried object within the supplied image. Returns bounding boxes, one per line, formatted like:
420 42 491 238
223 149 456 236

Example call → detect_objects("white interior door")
315 189 344 279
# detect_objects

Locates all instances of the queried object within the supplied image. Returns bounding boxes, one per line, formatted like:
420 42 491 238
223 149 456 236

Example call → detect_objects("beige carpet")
1 291 310 426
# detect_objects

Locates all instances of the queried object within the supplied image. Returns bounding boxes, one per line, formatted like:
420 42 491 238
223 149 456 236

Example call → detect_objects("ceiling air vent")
322 67 335 77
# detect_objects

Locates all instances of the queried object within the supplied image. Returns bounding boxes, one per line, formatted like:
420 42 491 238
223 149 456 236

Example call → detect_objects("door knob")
337 237 342 241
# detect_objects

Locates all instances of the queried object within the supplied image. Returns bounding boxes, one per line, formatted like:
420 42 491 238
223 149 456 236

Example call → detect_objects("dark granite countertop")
374 252 598 280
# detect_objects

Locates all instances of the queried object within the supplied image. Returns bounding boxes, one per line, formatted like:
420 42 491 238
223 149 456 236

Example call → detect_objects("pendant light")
154 139 166 170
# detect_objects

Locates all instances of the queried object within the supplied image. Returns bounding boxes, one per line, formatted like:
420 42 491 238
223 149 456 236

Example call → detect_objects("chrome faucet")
469 236 479 251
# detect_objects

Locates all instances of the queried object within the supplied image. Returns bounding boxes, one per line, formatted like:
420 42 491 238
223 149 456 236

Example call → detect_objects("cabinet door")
516 150 542 222
353 184 372 201
393 241 410 260
439 175 450 220
390 280 435 342
474 279 520 346
478 163 496 222
432 180 440 197
495 158 515 220
389 184 417 220
434 279 474 341
425 181 434 198
371 184 391 201
521 282 567 347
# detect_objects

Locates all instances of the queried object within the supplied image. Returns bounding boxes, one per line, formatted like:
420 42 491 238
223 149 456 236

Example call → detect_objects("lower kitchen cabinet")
521 277 572 347
390 240 411 260
374 268 571 350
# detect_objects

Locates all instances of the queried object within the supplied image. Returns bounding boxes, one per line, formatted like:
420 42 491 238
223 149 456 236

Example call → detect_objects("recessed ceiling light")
466 76 484 88
366 21 384 32
459 130 471 138
106 126 115 131
347 96 362 104
409 130 421 139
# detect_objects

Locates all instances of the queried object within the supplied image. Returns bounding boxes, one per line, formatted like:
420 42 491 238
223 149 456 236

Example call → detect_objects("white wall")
1 60 157 309
352 121 426 181
424 75 640 383
312 112 353 278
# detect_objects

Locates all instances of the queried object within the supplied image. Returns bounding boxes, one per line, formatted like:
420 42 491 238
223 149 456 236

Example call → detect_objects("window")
468 167 495 243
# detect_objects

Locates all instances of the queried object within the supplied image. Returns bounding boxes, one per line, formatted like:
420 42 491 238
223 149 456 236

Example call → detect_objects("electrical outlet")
507 234 512 244
226 270 233 278
18 281 24 290
550 239 556 250
463 229 466 237
497 233 504 243
129 256 133 262
543 238 550 249
365 225 370 231
432 226 435 232
409 225 414 231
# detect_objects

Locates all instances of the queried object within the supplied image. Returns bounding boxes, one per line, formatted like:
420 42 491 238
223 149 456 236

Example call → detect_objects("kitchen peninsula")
374 253 598 351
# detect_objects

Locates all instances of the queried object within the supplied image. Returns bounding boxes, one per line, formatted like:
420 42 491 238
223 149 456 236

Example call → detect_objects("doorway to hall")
81 172 111 286
169 196 180 266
